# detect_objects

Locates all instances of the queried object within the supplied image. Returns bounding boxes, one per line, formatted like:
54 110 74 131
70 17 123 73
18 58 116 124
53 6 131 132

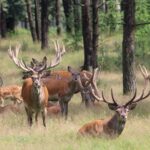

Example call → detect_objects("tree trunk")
41 0 49 49
62 0 74 34
82 0 93 71
56 0 61 35
122 0 136 94
73 0 81 34
25 0 37 42
0 4 6 38
92 0 99 69
34 0 41 41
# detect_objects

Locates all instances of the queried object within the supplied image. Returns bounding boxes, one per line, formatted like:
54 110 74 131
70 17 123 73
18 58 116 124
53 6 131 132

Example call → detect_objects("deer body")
22 78 48 126
0 85 22 106
78 113 126 137
42 69 85 119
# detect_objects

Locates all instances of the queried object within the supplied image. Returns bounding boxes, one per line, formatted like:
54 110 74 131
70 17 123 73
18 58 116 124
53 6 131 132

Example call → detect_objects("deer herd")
0 41 150 138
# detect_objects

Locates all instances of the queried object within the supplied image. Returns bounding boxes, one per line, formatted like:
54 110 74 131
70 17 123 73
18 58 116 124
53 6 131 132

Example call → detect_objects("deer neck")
105 113 126 136
31 84 45 107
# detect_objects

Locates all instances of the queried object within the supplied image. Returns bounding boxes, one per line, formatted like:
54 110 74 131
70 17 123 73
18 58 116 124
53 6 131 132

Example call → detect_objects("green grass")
0 29 150 150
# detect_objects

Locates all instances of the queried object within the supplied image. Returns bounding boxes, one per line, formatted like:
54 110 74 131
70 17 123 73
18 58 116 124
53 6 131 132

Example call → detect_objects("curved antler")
8 45 37 73
47 40 66 68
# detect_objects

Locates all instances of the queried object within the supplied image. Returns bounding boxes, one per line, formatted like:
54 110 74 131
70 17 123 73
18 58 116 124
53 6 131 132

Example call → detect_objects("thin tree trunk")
41 0 49 49
82 0 93 71
73 0 81 34
56 0 61 35
62 0 74 34
92 0 99 69
122 0 136 94
34 0 41 41
25 0 37 42
0 4 6 38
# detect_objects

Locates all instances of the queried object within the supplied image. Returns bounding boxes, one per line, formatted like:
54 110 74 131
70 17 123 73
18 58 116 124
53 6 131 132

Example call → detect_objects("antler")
47 40 66 68
99 89 119 106
126 64 150 105
139 65 150 80
8 45 37 73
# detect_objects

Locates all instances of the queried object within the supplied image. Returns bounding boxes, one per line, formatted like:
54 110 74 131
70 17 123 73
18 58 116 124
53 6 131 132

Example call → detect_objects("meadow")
0 29 150 150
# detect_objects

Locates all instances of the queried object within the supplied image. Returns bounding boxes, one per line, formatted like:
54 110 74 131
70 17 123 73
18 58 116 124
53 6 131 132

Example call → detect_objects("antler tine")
101 91 113 104
139 65 149 79
124 89 137 106
48 40 65 68
8 45 34 72
110 88 118 105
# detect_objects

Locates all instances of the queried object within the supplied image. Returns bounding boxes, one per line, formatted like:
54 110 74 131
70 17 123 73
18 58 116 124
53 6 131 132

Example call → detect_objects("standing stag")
78 80 150 137
8 42 65 126
0 76 22 106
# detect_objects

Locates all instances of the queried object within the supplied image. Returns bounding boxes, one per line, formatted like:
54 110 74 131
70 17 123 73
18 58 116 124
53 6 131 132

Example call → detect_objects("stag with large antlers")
0 76 22 107
78 80 150 137
8 41 65 126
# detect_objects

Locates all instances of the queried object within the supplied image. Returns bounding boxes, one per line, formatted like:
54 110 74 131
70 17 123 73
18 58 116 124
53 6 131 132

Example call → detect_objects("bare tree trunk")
25 0 37 42
62 0 74 34
34 0 41 41
92 0 99 69
122 0 136 94
56 0 61 35
0 4 6 38
73 0 81 34
82 0 93 71
41 0 49 49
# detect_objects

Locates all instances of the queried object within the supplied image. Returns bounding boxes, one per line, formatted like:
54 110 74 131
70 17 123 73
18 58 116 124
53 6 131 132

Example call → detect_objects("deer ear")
128 103 137 110
42 56 47 63
108 103 118 110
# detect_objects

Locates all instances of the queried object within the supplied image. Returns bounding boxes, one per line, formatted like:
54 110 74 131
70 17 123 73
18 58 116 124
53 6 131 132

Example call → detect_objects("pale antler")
47 40 66 68
8 45 38 73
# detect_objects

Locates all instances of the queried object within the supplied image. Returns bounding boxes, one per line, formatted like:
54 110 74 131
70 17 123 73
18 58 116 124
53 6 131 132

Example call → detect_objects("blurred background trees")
0 0 150 94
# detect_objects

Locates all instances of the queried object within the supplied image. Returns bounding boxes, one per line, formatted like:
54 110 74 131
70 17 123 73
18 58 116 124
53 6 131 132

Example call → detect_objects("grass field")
0 30 150 150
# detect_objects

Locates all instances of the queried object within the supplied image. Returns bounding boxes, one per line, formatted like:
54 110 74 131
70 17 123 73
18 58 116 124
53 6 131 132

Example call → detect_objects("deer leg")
64 101 68 120
35 112 39 125
25 107 33 126
41 108 47 127
0 98 4 107
59 100 64 116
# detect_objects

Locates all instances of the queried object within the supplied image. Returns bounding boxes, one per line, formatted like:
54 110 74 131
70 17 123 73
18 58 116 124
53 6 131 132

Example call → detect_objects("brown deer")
78 84 150 137
40 66 95 120
0 77 22 107
23 58 100 108
8 42 64 126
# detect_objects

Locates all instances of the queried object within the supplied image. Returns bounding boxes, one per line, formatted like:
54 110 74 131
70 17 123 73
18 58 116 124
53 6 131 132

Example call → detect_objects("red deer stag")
0 76 22 107
78 83 150 137
8 42 64 126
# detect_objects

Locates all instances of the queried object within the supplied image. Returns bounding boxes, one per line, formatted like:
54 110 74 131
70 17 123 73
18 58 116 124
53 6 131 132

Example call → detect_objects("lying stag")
78 82 150 137
0 77 22 106
8 42 64 126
